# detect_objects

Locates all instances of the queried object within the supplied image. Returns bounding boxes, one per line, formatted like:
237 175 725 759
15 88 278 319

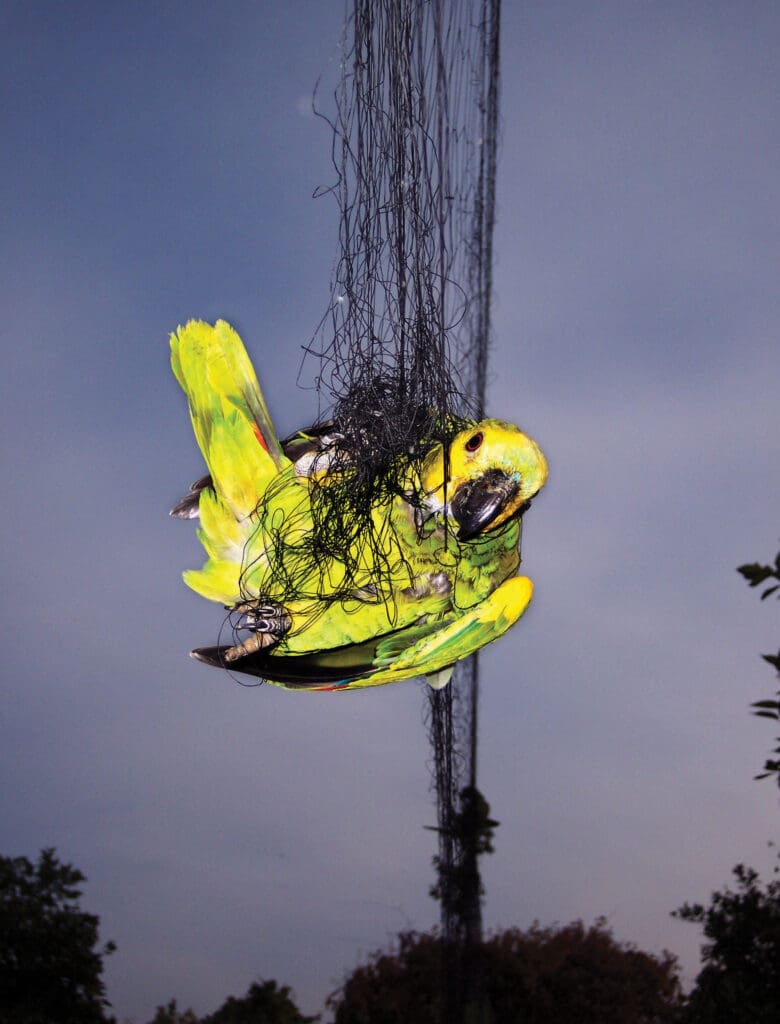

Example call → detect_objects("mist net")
307 0 502 955
266 0 500 621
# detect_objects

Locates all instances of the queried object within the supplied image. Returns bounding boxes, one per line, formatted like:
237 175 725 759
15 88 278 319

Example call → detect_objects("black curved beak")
450 469 521 541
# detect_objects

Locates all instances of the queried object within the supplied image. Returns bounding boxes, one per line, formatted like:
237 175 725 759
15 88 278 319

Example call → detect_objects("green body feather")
171 320 547 690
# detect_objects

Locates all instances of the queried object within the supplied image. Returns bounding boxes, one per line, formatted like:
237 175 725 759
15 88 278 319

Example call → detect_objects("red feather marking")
252 423 269 452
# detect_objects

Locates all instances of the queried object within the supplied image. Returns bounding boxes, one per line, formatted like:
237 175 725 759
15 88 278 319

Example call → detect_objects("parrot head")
421 419 548 541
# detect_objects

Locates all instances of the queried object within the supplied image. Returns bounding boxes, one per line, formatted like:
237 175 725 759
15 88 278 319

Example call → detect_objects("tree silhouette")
149 981 318 1024
147 999 200 1024
327 921 682 1023
201 980 318 1024
0 847 116 1023
428 787 499 930
673 851 780 1023
738 550 780 785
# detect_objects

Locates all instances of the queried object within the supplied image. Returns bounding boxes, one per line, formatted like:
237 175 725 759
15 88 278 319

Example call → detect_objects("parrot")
170 319 548 692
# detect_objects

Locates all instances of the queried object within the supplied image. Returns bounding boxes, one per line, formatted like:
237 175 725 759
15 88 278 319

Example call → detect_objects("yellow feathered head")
421 418 548 540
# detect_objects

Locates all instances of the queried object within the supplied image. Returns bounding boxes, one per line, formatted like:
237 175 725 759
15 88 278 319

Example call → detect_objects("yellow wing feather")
171 320 290 605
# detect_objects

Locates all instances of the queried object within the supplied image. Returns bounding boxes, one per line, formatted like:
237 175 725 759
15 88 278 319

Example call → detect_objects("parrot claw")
234 602 290 629
225 600 292 661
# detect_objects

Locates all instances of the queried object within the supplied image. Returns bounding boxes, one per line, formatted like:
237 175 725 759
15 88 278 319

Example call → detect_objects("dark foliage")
327 921 683 1024
202 980 318 1024
429 786 498 939
737 550 780 784
673 852 780 1023
0 847 116 1024
148 982 318 1024
147 999 200 1024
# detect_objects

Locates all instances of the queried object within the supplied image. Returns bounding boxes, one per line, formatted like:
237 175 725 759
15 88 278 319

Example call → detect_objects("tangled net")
314 1 502 965
242 1 502 976
241 0 498 620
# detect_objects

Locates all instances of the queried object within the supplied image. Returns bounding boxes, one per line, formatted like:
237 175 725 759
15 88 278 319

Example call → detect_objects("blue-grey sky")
2 2 779 1020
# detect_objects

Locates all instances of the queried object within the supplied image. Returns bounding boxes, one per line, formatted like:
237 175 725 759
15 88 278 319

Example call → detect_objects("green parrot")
171 319 548 691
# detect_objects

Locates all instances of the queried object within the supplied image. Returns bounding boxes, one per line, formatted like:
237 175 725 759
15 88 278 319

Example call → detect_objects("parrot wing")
190 575 534 691
169 421 342 518
171 320 294 605
171 319 286 517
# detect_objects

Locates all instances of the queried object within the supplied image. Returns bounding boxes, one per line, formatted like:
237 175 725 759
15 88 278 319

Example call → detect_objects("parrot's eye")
465 432 483 453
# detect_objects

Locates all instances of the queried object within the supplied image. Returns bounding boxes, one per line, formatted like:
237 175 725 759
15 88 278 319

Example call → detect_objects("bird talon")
231 600 291 642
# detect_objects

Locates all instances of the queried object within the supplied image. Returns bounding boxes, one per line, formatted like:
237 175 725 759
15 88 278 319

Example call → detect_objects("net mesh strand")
244 1 499 627
306 0 502 963
314 0 496 411
288 0 501 600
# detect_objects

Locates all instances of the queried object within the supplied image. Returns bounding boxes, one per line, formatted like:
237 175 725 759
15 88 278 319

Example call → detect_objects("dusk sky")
2 2 779 1020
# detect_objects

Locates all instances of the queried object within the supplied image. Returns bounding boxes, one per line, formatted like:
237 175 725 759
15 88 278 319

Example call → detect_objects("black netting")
304 0 503 967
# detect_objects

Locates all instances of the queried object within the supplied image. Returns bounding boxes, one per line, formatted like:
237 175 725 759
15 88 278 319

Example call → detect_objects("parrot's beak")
450 469 521 541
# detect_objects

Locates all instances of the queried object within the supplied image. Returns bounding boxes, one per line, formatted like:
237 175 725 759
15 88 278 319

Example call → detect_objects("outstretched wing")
170 420 340 519
171 319 286 518
171 320 292 605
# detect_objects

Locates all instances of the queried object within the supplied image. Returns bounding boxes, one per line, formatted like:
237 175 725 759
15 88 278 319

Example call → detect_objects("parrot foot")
224 632 278 662
225 601 292 662
234 601 291 631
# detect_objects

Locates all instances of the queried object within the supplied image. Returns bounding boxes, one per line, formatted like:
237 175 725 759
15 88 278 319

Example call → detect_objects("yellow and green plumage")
171 320 548 691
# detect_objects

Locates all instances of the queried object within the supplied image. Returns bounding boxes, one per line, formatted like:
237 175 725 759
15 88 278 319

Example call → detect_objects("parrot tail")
171 320 288 605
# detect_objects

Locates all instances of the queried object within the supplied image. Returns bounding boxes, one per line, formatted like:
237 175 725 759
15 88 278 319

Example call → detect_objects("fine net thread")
239 0 499 630
306 0 503 963
240 0 502 969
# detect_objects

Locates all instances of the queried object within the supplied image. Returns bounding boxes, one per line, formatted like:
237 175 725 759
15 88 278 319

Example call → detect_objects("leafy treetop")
673 850 780 1024
0 847 116 1024
327 920 682 1024
738 550 780 784
147 981 318 1024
